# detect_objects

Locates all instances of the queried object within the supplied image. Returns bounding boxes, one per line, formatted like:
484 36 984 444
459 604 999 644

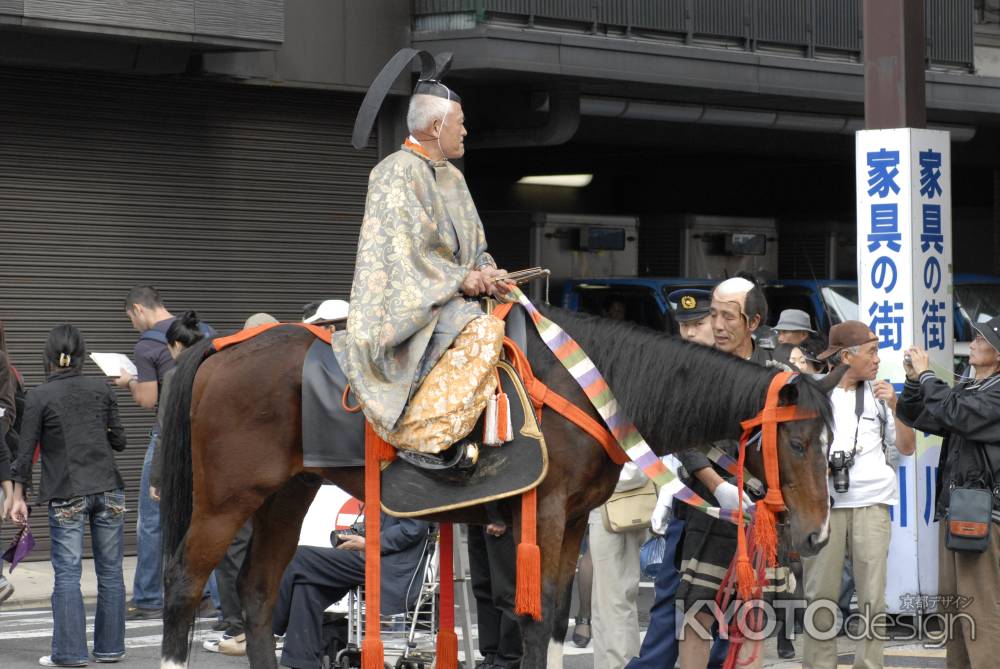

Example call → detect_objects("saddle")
299 305 548 515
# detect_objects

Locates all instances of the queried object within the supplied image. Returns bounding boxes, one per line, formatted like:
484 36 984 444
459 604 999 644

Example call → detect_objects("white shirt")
828 383 898 508
615 461 649 493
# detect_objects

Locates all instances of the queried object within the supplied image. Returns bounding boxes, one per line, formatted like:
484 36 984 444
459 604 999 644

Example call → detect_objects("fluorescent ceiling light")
517 174 593 188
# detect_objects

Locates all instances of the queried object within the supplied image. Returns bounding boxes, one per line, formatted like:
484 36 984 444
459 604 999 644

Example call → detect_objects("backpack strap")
139 329 168 344
141 322 213 345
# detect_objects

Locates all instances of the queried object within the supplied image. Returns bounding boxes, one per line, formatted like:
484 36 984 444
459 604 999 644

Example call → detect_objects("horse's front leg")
545 516 588 669
239 474 323 669
515 495 575 669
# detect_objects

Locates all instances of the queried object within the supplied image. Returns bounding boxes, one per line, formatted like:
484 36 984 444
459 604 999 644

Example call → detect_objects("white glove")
713 481 754 513
650 486 674 535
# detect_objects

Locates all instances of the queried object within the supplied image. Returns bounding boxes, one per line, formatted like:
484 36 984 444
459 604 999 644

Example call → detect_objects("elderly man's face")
970 333 1000 369
777 330 809 346
678 317 714 346
843 339 880 381
433 100 467 159
710 299 755 355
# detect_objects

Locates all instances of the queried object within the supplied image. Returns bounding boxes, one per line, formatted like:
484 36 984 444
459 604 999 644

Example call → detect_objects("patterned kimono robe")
332 145 495 434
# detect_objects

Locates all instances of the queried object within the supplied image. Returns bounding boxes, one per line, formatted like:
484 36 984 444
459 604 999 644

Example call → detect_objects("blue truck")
562 275 1000 349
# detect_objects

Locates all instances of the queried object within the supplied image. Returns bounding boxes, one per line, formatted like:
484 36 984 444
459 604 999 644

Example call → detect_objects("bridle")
732 371 818 598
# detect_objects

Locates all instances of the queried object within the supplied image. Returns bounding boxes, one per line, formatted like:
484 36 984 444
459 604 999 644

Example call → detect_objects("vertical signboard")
856 128 952 614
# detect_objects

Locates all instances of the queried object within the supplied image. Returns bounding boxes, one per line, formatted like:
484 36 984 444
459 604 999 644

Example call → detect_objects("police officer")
628 288 728 669
669 289 715 346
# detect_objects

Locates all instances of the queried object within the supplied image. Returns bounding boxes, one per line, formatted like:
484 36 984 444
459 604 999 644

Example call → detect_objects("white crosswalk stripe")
0 609 221 650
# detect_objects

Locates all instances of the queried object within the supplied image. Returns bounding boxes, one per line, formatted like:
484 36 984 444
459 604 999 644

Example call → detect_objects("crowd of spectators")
1 280 1000 669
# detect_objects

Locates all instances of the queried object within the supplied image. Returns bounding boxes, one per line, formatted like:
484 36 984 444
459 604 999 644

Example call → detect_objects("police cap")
668 288 712 323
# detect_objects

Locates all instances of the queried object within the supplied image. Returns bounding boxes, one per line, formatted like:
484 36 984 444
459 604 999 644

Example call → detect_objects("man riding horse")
333 50 513 471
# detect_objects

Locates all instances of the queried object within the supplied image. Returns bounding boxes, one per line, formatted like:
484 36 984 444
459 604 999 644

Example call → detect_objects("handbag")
945 444 997 553
601 479 657 533
1 526 35 571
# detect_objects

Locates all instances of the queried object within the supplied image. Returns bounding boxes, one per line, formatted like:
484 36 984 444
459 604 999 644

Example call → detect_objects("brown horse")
158 307 840 669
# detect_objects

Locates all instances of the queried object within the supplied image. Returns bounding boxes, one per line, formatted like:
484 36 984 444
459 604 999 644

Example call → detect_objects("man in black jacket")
897 317 1000 669
272 513 431 669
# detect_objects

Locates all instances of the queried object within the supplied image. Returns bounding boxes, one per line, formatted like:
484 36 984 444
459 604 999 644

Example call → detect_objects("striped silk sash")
508 287 747 524
705 444 764 495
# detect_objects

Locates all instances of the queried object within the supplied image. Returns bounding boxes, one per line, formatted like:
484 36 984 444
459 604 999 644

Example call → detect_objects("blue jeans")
625 517 729 669
132 432 162 609
48 490 126 663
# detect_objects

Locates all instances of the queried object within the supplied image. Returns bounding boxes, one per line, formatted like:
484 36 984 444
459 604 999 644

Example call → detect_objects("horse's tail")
160 336 214 561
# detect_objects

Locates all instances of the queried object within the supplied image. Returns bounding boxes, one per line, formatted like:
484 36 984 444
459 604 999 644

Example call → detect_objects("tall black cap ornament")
352 49 459 150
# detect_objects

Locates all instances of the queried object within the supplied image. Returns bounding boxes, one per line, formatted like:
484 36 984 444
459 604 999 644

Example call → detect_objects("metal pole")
454 525 477 665
863 0 927 129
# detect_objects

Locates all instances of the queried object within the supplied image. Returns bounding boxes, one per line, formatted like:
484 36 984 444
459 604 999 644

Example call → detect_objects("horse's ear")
815 364 849 393
778 382 799 406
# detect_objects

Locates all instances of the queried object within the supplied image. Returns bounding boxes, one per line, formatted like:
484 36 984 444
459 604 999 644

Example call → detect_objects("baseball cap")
817 321 878 361
973 314 1000 355
304 299 349 324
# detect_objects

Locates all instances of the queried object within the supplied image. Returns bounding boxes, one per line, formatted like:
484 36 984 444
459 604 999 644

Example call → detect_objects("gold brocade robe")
332 145 494 433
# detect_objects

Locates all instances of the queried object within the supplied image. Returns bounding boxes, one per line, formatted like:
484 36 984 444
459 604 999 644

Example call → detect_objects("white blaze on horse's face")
815 428 832 545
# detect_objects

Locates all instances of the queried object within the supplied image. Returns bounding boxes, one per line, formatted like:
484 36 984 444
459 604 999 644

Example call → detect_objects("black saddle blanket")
301 338 366 468
300 339 548 515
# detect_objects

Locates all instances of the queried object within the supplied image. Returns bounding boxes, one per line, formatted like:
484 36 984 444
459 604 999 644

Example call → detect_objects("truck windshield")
820 285 859 325
575 284 669 332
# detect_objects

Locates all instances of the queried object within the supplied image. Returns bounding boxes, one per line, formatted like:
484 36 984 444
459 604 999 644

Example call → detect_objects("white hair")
406 94 454 135
837 344 863 363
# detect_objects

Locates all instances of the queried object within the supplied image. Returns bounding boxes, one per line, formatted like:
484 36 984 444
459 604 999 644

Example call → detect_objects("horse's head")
745 367 845 557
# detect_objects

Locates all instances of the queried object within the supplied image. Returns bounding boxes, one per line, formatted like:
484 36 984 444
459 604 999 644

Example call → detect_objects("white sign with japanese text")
856 128 952 614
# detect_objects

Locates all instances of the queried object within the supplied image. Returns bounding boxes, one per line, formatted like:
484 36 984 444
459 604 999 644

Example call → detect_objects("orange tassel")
515 542 542 619
436 524 458 669
497 392 511 442
754 501 779 567
361 638 384 669
515 488 542 620
733 426 755 602
363 423 386 669
435 628 459 669
735 553 756 602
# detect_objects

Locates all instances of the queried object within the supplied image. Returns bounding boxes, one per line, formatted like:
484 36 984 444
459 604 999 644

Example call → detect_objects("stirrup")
396 441 479 471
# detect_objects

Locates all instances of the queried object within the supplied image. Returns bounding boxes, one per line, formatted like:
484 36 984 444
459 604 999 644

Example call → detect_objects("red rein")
723 372 818 668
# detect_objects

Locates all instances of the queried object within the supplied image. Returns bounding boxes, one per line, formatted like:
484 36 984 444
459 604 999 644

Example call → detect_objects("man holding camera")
271 513 430 669
803 321 915 669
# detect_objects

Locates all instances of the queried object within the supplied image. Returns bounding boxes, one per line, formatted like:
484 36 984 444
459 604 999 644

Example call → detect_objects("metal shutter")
0 67 375 558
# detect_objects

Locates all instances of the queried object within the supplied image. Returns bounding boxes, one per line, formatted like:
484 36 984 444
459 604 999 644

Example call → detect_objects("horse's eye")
789 440 806 455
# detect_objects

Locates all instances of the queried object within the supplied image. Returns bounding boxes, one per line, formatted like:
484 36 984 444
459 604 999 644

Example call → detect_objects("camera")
330 521 365 548
829 450 855 493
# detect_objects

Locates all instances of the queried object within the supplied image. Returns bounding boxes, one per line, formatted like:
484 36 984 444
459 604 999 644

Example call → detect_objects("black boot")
776 621 795 659
397 440 479 471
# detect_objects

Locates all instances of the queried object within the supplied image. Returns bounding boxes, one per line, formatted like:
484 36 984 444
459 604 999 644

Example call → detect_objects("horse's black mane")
529 305 832 453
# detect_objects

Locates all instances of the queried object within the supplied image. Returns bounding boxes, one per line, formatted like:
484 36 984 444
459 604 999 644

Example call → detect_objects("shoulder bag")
601 479 657 533
945 443 997 553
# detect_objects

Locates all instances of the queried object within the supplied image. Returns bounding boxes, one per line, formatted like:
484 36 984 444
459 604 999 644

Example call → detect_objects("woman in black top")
10 325 127 667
